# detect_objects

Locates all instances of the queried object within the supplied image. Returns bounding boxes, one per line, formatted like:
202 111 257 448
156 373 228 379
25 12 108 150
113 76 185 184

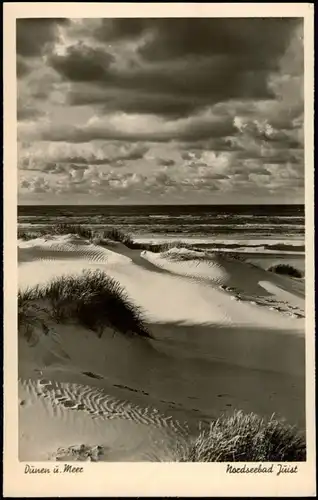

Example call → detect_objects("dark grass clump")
134 240 193 253
161 250 210 263
98 234 193 252
18 270 150 340
18 287 51 344
268 264 303 279
18 228 43 240
18 224 94 241
218 251 247 262
101 228 134 247
98 231 195 252
152 241 192 253
146 246 247 260
18 224 198 254
175 410 306 462
50 223 94 240
91 236 118 248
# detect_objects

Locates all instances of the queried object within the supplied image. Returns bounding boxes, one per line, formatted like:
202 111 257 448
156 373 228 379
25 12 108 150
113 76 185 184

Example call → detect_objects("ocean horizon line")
18 203 305 208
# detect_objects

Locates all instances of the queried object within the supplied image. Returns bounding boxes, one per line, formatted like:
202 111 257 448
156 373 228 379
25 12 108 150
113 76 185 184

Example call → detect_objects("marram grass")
101 228 134 247
18 224 95 241
18 269 151 339
173 410 306 462
18 228 43 241
18 223 193 253
268 263 303 279
18 276 305 461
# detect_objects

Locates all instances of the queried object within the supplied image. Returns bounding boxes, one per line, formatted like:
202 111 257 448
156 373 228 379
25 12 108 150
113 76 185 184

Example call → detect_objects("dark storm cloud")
94 18 298 62
50 47 274 115
47 18 300 117
94 19 150 42
68 85 206 118
16 18 70 58
17 18 305 202
265 133 302 149
16 56 31 78
158 158 176 167
50 44 115 82
36 114 235 143
17 105 45 121
135 18 298 63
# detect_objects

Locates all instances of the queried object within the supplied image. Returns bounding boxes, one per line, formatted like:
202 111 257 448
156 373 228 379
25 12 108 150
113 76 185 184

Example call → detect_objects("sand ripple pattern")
18 236 132 271
19 243 112 264
142 250 228 285
34 378 188 437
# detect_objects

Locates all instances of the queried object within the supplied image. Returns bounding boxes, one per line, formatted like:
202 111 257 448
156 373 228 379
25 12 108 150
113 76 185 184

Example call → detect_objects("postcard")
3 2 315 497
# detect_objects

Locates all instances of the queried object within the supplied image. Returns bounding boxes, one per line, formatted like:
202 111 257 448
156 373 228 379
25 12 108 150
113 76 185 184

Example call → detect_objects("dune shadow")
132 320 305 429
150 321 305 377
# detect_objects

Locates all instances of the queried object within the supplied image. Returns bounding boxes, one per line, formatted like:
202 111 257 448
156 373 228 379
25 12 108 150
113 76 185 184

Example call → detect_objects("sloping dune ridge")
18 234 306 462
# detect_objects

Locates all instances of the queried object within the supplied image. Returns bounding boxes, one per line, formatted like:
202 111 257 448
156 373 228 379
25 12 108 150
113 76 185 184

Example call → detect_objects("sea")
18 204 305 254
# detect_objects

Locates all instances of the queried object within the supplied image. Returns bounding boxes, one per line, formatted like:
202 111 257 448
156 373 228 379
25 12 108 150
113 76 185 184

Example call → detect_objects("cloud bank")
17 17 304 204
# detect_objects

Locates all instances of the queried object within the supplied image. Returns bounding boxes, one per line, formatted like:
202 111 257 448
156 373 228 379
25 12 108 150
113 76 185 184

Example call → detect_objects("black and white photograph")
3 3 315 497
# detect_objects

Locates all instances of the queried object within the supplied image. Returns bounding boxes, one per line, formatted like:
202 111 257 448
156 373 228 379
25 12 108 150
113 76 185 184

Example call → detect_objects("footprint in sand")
219 283 304 318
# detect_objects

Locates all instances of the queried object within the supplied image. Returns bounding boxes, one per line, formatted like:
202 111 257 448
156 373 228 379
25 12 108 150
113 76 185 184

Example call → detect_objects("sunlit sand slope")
18 236 306 461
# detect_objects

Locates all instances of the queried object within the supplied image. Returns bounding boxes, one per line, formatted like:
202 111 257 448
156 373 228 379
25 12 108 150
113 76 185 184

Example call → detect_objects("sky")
17 17 304 205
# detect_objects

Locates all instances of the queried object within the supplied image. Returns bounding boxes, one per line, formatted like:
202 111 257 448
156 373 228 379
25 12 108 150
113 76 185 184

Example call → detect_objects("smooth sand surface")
18 235 306 461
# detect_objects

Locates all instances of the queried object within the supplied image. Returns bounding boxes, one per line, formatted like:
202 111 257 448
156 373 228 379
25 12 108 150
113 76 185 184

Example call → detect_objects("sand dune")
19 379 186 462
19 234 131 266
141 248 305 320
18 235 306 461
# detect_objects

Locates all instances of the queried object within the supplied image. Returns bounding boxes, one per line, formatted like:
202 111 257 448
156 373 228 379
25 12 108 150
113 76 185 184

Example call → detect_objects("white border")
3 3 316 497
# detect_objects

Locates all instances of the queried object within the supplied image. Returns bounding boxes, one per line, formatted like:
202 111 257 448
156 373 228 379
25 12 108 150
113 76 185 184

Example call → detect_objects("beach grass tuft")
97 230 191 253
18 286 52 344
18 224 253 261
18 228 44 241
100 228 134 247
268 263 303 279
174 410 306 462
18 224 95 241
134 240 193 253
18 270 151 340
18 223 198 253
49 223 94 239
161 250 210 263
